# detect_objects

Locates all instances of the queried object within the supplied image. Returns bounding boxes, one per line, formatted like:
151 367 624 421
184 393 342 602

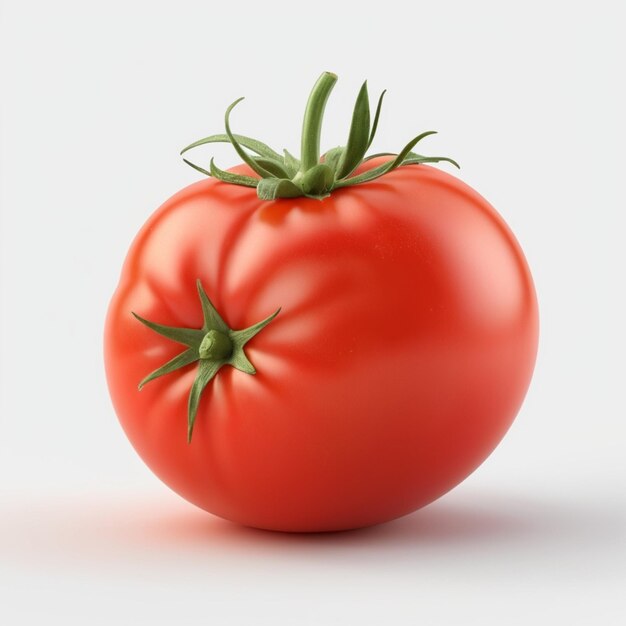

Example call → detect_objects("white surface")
2 485 624 625
1 0 625 624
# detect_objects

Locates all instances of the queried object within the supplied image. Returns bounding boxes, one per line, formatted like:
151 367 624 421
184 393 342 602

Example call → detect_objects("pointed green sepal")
138 348 199 389
209 158 259 188
257 178 302 200
366 90 386 150
336 81 371 179
301 164 334 197
196 280 229 333
180 133 282 160
228 350 256 375
363 151 459 169
224 98 276 179
387 131 439 170
253 157 291 179
283 150 300 177
322 147 344 175
336 131 439 188
188 359 223 443
132 312 205 347
402 152 460 169
230 307 281 347
182 158 212 178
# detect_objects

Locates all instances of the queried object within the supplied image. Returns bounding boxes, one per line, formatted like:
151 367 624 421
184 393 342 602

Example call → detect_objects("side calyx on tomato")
104 72 538 532
133 280 280 442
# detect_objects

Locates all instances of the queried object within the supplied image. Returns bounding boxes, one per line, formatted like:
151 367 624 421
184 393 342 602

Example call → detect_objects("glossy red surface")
104 160 538 532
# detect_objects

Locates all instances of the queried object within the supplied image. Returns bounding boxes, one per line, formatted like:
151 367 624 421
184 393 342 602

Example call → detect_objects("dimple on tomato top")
104 72 538 532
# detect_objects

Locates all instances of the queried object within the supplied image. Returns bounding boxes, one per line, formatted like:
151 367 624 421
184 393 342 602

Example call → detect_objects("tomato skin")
104 160 538 532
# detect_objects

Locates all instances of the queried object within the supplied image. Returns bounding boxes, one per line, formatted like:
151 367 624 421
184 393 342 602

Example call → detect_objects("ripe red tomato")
104 157 538 532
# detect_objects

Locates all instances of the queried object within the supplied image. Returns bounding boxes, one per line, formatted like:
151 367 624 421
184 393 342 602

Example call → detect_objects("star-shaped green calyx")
180 71 459 201
133 280 280 443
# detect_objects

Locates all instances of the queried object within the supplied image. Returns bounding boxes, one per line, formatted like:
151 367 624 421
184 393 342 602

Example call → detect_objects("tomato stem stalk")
298 72 338 175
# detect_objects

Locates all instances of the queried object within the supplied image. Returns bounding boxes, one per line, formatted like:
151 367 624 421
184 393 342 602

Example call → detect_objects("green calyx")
133 280 279 443
181 71 459 200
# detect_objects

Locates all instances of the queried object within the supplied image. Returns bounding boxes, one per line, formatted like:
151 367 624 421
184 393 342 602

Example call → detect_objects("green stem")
199 329 232 360
299 72 338 173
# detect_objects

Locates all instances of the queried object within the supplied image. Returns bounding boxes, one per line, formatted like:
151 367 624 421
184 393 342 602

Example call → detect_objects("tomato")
104 155 538 532
105 73 538 531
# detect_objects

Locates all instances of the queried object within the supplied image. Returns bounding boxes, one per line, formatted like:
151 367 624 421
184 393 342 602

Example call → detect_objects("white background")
1 0 625 624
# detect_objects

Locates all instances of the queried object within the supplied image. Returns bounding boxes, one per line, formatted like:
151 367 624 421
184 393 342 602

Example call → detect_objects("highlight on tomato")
104 72 538 532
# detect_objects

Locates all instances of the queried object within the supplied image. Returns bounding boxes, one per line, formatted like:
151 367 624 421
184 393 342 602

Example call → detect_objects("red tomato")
104 157 538 532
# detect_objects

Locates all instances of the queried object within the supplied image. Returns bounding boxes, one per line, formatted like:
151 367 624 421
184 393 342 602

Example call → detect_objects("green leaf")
336 81 371 180
334 161 392 188
230 308 281 347
257 178 302 200
283 150 300 177
180 133 282 161
224 98 276 179
363 151 460 169
187 359 223 442
336 130 437 187
386 131 438 170
253 157 291 179
138 348 198 389
132 312 205 347
226 306 281 375
322 147 344 176
196 280 229 333
402 154 460 169
362 152 395 162
228 350 256 375
209 158 259 188
366 90 386 150
301 163 334 196
182 158 212 177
